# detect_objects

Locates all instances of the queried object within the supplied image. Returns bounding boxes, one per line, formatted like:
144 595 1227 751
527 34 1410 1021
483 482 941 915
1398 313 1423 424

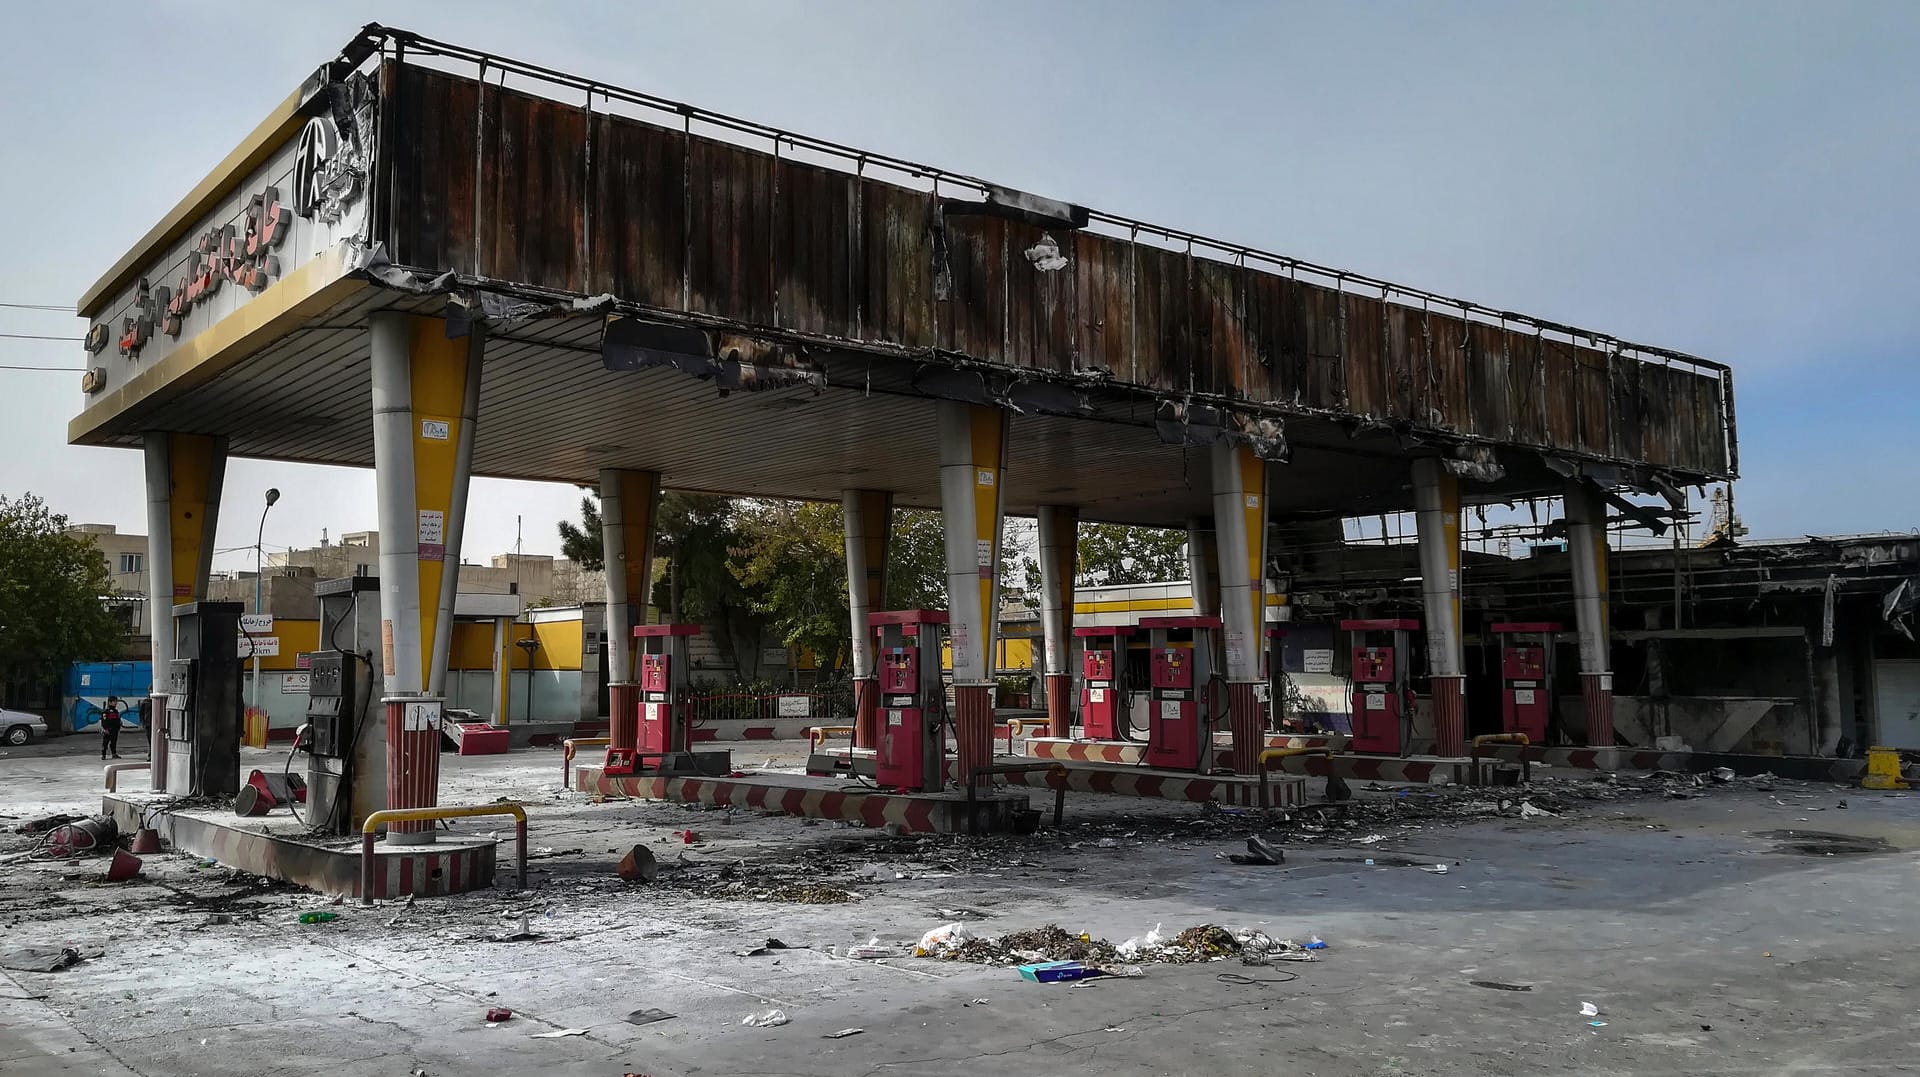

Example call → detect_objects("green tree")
1076 523 1189 585
732 500 849 667
555 494 603 571
653 493 758 663
885 508 947 610
0 494 126 714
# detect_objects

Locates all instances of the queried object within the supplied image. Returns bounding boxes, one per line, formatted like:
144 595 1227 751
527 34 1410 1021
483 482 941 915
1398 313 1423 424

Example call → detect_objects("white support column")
842 489 893 748
1210 443 1270 774
370 312 484 697
142 436 174 782
1565 478 1615 746
937 401 1008 781
1186 517 1218 617
370 313 426 696
1037 504 1079 738
1209 445 1267 683
1413 457 1466 756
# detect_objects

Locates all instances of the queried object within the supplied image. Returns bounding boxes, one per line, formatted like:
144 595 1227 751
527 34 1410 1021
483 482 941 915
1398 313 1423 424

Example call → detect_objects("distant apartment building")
265 530 601 607
64 524 153 653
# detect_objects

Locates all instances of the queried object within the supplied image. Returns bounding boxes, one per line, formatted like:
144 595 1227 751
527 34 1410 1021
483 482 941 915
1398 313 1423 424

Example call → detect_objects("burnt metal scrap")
601 317 825 394
1154 401 1288 461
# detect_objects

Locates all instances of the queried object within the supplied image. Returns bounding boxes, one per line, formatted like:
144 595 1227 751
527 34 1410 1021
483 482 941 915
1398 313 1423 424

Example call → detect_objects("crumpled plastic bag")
1116 923 1166 960
915 922 977 957
742 1009 789 1028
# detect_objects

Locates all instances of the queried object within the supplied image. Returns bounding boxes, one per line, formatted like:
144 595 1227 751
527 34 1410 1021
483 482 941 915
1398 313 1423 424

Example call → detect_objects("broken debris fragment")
1228 834 1285 866
741 1009 790 1028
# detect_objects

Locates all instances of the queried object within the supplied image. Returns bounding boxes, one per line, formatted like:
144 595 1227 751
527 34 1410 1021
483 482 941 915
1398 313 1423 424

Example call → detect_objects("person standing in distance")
100 696 124 760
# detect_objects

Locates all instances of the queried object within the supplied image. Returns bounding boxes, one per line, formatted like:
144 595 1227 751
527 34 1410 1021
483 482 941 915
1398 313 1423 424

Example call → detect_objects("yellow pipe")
561 737 610 788
1002 716 1051 753
808 725 854 753
361 804 528 905
1472 733 1531 748
1469 732 1532 786
104 761 150 792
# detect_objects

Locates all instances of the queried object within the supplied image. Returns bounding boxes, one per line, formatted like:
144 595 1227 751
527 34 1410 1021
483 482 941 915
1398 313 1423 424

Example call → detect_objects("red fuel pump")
1073 626 1133 740
608 624 729 777
1138 616 1221 771
1492 622 1559 743
871 610 948 793
1343 619 1417 755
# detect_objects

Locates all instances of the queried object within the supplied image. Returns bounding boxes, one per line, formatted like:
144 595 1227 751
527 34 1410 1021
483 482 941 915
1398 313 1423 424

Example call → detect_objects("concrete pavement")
3 734 1915 1075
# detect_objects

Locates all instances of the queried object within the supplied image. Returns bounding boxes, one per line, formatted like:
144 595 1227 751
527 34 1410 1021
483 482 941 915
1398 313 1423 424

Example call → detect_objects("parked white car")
2 708 45 745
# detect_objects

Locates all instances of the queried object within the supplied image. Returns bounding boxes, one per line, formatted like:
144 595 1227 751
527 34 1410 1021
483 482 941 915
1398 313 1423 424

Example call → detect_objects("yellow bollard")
1861 746 1909 790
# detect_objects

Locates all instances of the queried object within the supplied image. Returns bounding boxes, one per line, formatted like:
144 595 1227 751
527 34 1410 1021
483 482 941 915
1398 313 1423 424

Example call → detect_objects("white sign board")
1302 649 1335 674
282 672 310 693
238 635 281 658
760 647 789 667
240 613 274 633
402 700 443 732
1514 688 1537 706
776 695 811 718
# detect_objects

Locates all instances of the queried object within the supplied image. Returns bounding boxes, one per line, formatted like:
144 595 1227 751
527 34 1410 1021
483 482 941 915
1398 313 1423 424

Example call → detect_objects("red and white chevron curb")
1023 733 1345 764
574 768 1006 833
1271 754 1469 785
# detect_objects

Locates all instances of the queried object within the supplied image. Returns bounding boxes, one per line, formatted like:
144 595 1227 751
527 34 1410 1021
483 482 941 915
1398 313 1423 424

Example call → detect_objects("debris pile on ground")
919 921 1309 968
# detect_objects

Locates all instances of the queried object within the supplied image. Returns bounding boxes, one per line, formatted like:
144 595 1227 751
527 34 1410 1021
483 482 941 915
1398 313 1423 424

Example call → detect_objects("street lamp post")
250 488 281 716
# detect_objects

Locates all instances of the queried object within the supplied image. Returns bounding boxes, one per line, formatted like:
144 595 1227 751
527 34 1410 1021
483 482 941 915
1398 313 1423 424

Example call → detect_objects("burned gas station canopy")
71 25 1734 525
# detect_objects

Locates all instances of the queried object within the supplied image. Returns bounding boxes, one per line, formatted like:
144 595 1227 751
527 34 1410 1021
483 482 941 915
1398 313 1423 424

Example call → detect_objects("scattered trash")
1518 801 1556 819
1228 835 1285 866
738 937 796 957
616 845 658 884
1469 980 1533 992
625 1008 676 1026
489 915 544 943
915 922 978 957
1710 767 1736 783
1356 834 1385 845
0 947 82 973
1589 1021 1609 1028
741 1009 790 1028
1018 960 1106 983
823 1028 865 1039
1837 800 1849 809
1216 971 1299 987
846 943 894 960
297 912 339 925
1364 858 1375 866
530 1027 590 1038
200 914 234 927
964 998 990 1006
485 1008 513 1022
1580 1002 1600 1017
678 830 699 844
1303 936 1327 950
1423 864 1450 875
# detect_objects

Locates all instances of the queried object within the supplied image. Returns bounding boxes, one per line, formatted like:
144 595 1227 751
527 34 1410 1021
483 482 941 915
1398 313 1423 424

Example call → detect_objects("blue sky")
1 0 1914 569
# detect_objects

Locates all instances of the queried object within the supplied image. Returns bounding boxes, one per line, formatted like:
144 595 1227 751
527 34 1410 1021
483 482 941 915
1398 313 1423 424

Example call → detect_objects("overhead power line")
0 364 86 372
0 333 82 341
0 301 70 311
